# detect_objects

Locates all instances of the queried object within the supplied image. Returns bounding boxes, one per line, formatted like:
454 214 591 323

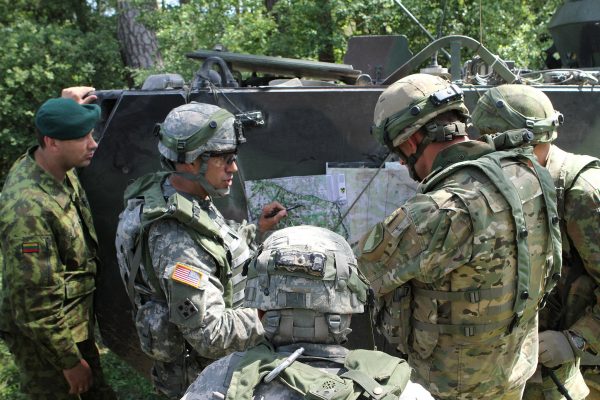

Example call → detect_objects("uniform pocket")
135 300 185 362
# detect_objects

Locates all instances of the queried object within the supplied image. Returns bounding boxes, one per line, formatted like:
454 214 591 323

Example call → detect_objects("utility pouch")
135 300 185 362
376 284 412 355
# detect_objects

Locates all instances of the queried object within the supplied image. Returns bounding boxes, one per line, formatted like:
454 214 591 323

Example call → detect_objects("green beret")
35 98 100 140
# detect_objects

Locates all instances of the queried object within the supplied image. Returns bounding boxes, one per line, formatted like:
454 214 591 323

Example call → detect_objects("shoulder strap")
548 147 600 222
121 174 232 308
421 149 561 330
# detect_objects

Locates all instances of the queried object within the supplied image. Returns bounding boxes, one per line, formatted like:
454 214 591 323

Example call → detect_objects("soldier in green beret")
0 87 117 399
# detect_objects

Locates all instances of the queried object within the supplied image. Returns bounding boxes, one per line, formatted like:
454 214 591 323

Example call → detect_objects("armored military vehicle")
83 0 600 375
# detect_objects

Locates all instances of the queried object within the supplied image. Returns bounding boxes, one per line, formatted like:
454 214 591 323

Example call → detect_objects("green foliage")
133 0 277 86
0 341 27 400
97 345 165 399
139 0 563 82
0 7 127 184
0 339 162 400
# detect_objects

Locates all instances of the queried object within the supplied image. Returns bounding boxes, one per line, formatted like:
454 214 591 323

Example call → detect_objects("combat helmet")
471 84 564 144
371 74 470 179
244 225 370 346
157 102 245 197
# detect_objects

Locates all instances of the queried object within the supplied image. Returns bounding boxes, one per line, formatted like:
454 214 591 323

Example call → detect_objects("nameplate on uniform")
171 262 203 288
22 242 40 254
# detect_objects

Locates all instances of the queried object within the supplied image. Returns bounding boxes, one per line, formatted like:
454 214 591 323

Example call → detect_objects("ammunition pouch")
376 284 412 355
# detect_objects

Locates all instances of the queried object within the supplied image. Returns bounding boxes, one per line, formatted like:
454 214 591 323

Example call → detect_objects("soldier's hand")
63 358 93 395
61 86 97 104
258 201 287 233
538 330 575 368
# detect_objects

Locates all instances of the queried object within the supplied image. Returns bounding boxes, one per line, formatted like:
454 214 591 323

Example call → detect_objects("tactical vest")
380 146 561 352
115 172 252 326
546 145 600 260
542 146 600 331
225 343 410 400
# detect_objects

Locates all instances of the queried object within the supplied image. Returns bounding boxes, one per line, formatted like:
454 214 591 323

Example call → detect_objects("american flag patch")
22 242 40 254
171 263 203 288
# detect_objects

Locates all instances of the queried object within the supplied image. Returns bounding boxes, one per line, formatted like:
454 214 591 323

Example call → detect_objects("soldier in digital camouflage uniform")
0 88 116 399
472 84 600 400
357 74 563 400
115 102 286 399
181 225 433 400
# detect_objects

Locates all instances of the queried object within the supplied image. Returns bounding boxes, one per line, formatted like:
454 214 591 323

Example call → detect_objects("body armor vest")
542 146 600 334
115 172 252 314
379 146 561 353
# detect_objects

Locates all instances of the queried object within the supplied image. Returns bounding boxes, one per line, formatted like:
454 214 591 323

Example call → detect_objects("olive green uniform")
0 147 115 399
358 141 561 400
523 144 600 400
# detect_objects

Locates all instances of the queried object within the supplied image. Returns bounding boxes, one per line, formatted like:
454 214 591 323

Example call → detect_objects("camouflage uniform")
181 226 431 400
472 84 600 400
115 103 264 399
0 148 114 399
360 75 562 400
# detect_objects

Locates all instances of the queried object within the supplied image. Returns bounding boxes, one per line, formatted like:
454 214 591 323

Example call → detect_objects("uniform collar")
276 343 349 359
25 146 76 209
426 140 495 180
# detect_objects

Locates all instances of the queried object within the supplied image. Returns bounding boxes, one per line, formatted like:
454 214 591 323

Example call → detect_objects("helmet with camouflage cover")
471 84 564 144
158 102 242 163
371 74 470 180
157 102 245 196
244 225 370 346
371 73 470 149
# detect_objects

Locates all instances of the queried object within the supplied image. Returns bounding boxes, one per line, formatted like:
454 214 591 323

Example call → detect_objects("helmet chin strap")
399 120 468 181
398 135 432 181
167 155 230 198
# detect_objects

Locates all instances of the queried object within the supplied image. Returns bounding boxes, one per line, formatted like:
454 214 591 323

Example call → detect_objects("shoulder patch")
171 262 204 288
22 242 40 254
362 223 384 254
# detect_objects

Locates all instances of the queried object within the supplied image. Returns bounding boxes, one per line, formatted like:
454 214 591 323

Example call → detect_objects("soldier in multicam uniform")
181 225 433 400
357 73 563 400
0 88 116 399
472 84 600 400
115 102 286 399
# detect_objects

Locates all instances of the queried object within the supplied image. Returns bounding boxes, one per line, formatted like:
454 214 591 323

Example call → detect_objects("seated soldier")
181 225 432 400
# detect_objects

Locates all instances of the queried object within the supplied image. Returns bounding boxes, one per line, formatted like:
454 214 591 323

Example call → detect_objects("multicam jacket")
528 144 600 400
358 141 562 400
0 147 98 370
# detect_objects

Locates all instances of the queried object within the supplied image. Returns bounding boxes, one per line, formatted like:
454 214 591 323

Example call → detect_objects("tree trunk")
117 0 163 72
264 0 279 12
316 0 335 63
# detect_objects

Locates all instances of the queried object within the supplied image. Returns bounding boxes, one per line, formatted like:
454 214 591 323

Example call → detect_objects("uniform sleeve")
564 165 600 353
2 211 81 370
147 220 264 360
357 192 473 296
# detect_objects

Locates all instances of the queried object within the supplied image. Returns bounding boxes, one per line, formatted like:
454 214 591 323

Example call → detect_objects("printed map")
244 164 417 244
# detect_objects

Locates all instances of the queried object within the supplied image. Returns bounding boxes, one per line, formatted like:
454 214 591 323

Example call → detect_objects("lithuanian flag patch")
22 242 40 254
171 263 203 288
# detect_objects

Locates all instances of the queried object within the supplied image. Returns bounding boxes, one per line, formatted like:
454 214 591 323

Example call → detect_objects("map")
244 174 349 238
244 163 417 244
327 163 418 245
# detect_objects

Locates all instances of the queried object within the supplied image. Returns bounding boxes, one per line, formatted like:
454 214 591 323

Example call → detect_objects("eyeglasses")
209 152 238 167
